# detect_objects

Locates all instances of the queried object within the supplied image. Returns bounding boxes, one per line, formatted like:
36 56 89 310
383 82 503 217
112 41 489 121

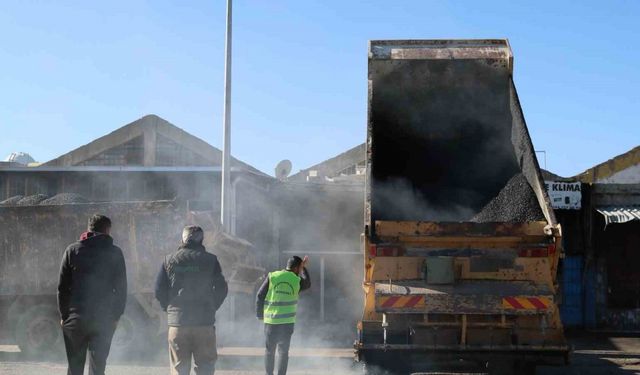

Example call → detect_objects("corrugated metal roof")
596 206 640 225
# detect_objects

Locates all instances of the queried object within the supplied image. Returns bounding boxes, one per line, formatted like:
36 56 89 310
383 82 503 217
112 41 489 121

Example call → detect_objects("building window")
78 136 144 166
156 134 208 166
8 176 26 197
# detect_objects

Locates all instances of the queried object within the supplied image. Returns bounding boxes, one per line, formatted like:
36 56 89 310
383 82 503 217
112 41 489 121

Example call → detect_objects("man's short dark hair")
286 256 302 271
88 214 111 233
182 225 204 245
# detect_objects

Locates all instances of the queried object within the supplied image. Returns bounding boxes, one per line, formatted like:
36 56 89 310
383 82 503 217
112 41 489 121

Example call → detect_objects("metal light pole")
535 150 547 170
220 0 232 232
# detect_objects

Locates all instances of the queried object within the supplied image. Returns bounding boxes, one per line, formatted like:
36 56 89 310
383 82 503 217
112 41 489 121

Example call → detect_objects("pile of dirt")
16 194 49 206
471 173 545 223
0 195 24 206
40 193 89 205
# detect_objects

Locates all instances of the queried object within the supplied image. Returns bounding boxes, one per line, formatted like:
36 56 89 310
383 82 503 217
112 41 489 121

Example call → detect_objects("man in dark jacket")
57 214 127 375
256 256 310 375
155 225 228 375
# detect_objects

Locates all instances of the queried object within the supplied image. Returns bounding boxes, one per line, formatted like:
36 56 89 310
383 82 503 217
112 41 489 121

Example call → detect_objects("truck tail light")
518 247 549 257
368 244 404 257
369 244 377 257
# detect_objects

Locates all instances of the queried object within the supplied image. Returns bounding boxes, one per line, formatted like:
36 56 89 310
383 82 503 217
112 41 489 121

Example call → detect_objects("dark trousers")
62 318 116 375
264 323 294 375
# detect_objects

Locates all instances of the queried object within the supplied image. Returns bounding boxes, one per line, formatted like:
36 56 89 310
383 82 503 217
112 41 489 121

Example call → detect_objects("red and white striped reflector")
502 296 552 310
377 295 425 309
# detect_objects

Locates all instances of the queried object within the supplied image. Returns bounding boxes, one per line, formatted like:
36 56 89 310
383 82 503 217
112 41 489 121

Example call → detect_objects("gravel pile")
16 194 49 206
40 193 89 205
0 195 24 206
471 173 545 223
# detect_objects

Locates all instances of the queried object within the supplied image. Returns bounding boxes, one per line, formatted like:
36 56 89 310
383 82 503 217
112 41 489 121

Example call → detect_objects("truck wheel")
7 300 25 337
488 360 534 375
514 360 536 375
362 363 385 375
111 310 154 359
362 362 401 375
362 362 385 375
15 304 63 357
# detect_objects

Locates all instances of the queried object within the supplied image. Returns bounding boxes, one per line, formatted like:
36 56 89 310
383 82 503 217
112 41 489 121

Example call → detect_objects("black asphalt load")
368 54 549 226
40 193 89 205
15 194 48 206
0 193 90 206
0 195 23 205
471 172 545 223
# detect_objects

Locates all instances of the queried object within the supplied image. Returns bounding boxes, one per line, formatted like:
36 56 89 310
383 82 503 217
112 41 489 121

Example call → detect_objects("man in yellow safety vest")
256 255 310 375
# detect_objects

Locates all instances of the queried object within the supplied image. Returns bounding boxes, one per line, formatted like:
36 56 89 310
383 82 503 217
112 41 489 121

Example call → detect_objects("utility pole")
220 0 232 232
535 150 547 170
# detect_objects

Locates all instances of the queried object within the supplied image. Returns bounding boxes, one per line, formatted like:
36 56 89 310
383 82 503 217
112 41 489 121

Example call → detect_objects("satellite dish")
4 152 35 165
275 160 292 180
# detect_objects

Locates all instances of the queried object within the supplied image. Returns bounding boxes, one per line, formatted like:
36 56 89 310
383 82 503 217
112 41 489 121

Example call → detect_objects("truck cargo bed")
365 39 556 235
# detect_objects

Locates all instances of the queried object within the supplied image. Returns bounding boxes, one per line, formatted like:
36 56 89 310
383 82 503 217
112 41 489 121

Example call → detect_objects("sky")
0 0 638 177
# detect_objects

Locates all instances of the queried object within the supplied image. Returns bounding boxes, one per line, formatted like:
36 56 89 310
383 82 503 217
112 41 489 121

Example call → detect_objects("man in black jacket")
155 225 228 375
57 214 127 375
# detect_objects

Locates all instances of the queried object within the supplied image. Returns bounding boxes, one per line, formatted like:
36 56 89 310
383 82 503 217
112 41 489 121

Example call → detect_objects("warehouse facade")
0 115 276 249
1 115 266 202
0 115 283 349
0 113 277 239
575 148 640 329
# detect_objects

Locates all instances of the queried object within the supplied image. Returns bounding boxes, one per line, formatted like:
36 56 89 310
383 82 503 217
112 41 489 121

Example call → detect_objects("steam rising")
369 59 522 223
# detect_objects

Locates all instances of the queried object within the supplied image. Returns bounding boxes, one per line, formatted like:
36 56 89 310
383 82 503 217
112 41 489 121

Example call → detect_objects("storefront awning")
596 206 640 225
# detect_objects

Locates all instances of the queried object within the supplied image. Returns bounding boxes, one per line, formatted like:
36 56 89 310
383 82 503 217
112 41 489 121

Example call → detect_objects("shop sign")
544 181 581 210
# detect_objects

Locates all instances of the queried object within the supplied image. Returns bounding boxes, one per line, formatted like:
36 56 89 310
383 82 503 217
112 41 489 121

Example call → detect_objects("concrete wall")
593 183 640 206
597 164 640 184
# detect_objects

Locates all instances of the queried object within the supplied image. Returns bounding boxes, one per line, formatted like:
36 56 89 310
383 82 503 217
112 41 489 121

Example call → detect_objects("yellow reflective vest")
263 270 301 324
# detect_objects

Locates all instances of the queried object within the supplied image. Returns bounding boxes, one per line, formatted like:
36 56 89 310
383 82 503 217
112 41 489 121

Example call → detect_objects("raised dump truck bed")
356 40 567 374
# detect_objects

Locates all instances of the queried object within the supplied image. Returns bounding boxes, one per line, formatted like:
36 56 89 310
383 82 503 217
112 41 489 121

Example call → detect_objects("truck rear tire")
111 307 157 359
361 356 411 375
362 363 397 375
15 304 63 357
514 360 536 375
487 360 535 375
7 299 25 338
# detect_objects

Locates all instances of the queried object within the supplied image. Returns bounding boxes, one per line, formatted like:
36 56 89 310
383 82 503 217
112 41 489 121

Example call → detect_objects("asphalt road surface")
0 364 349 375
2 333 640 374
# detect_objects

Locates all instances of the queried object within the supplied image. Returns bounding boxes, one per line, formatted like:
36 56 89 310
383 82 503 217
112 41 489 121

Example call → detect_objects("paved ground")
0 346 359 375
0 364 350 375
2 333 640 374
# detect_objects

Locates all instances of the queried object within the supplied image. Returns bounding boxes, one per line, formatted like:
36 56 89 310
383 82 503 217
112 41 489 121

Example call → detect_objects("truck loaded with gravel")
0 199 263 357
355 40 568 374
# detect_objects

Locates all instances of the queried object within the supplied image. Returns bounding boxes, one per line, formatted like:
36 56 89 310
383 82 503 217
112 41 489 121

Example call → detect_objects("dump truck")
0 200 264 357
355 40 568 374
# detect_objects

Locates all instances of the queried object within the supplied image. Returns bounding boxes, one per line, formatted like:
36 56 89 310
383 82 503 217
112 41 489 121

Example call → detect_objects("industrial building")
0 115 277 264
